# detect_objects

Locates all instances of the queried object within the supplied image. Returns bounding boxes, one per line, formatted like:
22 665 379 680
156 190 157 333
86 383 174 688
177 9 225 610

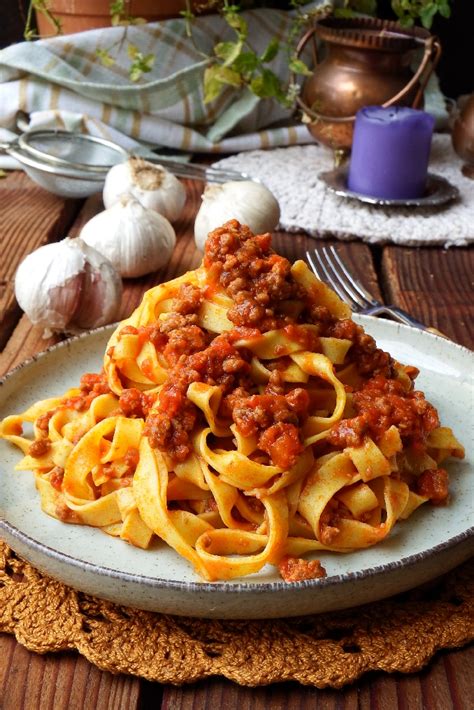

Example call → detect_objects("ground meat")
417 467 449 504
323 319 393 378
227 291 267 327
119 311 203 356
278 556 326 583
220 386 251 419
119 388 155 419
159 312 200 334
29 438 51 458
61 370 112 412
203 220 306 332
118 324 168 351
282 324 320 352
265 369 285 396
145 334 252 462
259 422 303 470
49 466 64 491
229 388 309 468
146 390 198 462
319 523 341 546
308 305 333 324
328 416 368 449
163 325 208 365
231 389 309 437
173 283 204 314
111 448 140 478
55 500 80 523
79 371 111 397
119 324 139 336
36 411 53 433
328 374 439 448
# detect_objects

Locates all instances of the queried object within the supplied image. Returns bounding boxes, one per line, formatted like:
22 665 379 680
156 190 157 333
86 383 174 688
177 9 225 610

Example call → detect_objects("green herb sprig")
391 0 451 28
338 0 451 28
188 0 330 107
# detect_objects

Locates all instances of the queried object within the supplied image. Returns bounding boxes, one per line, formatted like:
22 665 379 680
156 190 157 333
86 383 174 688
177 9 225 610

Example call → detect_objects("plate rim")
1 507 473 595
1 317 473 595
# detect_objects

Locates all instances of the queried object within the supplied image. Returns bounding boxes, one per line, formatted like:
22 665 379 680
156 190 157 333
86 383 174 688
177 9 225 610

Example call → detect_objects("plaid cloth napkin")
0 5 327 153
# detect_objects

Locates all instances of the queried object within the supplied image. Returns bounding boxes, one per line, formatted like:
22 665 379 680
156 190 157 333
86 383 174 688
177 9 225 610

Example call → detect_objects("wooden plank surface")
0 172 81 351
158 647 474 710
382 246 474 347
0 634 141 710
0 170 472 710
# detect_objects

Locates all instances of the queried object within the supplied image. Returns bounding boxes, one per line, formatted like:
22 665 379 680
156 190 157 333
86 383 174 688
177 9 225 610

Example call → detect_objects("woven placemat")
214 135 474 248
1 542 473 687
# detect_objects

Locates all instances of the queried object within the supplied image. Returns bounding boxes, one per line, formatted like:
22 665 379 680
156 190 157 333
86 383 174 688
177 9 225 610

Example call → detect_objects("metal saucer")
319 166 460 207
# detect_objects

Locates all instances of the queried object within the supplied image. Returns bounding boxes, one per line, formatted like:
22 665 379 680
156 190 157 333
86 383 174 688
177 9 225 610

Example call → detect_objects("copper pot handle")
294 28 442 123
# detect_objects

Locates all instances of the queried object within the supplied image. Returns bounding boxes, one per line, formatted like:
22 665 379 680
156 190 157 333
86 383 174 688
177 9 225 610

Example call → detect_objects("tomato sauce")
328 375 439 448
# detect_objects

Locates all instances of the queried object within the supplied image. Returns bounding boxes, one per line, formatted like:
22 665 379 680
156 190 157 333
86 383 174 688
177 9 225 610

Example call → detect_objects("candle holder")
319 167 459 208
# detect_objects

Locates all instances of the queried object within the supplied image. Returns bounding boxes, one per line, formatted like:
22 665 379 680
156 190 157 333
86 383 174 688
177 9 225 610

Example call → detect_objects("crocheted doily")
1 542 472 687
214 135 474 248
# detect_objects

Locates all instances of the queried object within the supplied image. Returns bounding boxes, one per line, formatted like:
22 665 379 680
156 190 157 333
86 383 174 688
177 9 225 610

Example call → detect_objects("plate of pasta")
1 221 473 619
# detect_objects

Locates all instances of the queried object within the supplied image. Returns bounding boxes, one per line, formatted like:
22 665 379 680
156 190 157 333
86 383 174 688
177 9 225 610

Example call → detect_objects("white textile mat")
214 134 473 248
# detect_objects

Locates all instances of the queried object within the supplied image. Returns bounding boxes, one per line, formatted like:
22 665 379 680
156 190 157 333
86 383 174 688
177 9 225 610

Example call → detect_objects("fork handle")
362 304 446 337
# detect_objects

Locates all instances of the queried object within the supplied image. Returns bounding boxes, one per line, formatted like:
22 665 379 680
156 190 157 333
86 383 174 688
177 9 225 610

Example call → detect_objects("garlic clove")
80 196 176 278
194 180 280 251
37 272 86 333
71 250 123 330
103 157 186 222
15 238 122 337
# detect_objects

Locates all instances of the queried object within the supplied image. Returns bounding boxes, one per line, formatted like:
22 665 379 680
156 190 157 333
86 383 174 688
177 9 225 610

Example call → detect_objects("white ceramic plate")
1 317 473 619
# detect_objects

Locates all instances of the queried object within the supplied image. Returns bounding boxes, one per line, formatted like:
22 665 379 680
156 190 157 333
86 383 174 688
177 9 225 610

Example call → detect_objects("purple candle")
348 106 435 199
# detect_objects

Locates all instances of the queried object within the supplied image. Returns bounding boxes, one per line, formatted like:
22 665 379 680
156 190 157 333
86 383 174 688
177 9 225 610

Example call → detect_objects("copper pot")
295 17 441 152
451 94 474 179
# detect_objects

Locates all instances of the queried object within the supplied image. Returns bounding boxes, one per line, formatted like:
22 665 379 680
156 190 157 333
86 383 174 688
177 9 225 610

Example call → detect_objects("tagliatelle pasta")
1 221 465 582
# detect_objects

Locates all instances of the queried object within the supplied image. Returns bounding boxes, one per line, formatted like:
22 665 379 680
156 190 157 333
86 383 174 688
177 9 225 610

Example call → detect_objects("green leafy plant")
338 0 451 28
25 0 452 93
185 0 327 106
24 0 62 40
391 0 451 28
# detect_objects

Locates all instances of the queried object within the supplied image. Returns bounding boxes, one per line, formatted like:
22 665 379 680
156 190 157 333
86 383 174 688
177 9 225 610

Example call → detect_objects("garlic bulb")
103 157 186 222
15 238 122 337
194 180 280 251
80 196 176 278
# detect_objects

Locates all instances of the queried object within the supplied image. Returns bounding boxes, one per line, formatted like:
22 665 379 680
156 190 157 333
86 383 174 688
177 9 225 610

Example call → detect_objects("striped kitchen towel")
0 4 325 153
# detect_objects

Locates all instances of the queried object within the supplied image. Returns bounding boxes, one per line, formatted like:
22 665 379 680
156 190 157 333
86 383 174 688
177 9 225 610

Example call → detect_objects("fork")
306 246 438 332
145 157 255 184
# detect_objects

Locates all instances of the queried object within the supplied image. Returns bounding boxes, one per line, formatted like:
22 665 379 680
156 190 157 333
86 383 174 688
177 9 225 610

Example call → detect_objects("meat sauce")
204 221 306 331
67 222 441 483
32 371 112 445
417 467 449 503
328 375 439 448
229 388 310 469
278 556 326 583
146 333 251 461
61 371 112 412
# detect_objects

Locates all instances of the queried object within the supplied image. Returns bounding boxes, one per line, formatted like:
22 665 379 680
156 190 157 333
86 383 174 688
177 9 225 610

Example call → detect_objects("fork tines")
306 246 378 311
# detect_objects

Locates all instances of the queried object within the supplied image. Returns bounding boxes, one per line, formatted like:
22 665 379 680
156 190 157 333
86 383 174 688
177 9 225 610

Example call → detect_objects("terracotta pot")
35 0 207 36
294 17 441 151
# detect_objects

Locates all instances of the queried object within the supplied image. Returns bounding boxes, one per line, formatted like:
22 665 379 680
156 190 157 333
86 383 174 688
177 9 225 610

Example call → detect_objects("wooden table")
0 170 473 709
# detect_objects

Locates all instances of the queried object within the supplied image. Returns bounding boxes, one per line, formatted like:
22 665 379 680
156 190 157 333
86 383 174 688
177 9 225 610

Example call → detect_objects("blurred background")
0 0 472 100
